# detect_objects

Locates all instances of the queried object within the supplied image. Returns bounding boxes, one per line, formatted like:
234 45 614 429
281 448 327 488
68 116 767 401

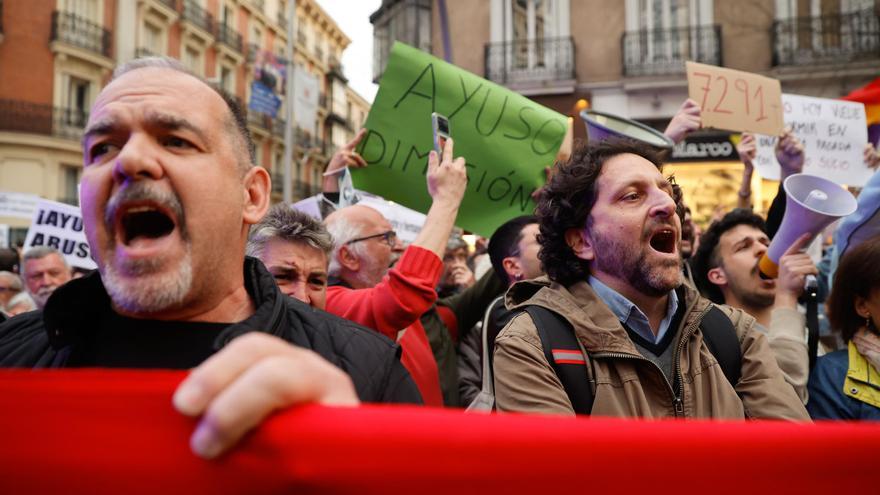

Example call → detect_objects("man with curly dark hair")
691 208 816 402
492 137 808 420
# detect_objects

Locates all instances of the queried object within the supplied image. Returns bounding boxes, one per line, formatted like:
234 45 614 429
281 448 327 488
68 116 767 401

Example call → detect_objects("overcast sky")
314 0 381 103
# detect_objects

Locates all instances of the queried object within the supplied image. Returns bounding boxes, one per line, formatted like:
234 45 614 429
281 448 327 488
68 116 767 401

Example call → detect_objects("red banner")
0 369 876 494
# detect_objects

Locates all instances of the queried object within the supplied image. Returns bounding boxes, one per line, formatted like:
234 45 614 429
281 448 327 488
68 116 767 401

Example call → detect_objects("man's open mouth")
118 204 177 246
649 228 677 254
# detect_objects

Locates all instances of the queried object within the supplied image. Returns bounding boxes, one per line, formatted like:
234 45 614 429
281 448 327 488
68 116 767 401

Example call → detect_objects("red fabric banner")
0 369 876 494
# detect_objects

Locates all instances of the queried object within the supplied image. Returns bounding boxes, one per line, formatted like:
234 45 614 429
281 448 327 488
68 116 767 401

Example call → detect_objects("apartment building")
0 0 370 245
371 0 880 223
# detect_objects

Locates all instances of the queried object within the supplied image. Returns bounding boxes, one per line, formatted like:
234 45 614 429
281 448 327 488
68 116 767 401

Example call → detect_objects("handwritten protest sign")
687 61 784 136
22 199 96 270
355 42 568 237
753 94 869 185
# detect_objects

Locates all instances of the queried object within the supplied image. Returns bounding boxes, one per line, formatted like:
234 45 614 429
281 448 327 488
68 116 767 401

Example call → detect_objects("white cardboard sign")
754 94 869 185
0 191 40 220
22 199 96 270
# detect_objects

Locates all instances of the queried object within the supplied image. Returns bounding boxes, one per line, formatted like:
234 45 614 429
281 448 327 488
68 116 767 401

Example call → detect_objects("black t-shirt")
68 304 232 369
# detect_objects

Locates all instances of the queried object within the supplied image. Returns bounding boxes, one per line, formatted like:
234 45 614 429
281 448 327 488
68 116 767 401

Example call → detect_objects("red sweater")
325 246 444 406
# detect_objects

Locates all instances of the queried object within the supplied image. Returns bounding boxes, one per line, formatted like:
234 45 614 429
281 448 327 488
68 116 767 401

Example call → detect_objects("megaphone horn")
758 173 857 278
580 109 675 151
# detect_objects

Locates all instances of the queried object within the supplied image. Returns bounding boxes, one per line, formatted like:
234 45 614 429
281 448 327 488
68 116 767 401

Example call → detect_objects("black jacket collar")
43 257 294 350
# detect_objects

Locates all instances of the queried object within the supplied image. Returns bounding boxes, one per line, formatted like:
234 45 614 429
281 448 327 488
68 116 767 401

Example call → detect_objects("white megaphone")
580 109 675 151
758 173 857 278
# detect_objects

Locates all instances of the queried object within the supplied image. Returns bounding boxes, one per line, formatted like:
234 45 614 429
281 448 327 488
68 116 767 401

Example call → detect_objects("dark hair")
488 215 538 285
536 138 672 286
691 208 766 304
828 236 880 342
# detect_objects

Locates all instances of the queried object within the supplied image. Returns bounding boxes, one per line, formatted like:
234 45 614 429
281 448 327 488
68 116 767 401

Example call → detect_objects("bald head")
324 205 400 288
103 57 255 171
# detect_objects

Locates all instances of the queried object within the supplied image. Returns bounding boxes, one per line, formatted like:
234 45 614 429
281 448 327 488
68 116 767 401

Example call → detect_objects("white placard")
293 66 320 136
0 191 40 220
0 224 8 248
754 94 869 185
22 199 96 270
357 194 427 245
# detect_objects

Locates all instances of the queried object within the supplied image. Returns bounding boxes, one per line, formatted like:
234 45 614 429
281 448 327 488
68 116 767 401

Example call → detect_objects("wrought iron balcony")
182 0 214 35
485 36 575 84
273 117 287 137
51 10 112 58
0 99 89 141
271 172 284 193
216 22 243 52
247 110 272 131
772 9 880 66
622 25 721 76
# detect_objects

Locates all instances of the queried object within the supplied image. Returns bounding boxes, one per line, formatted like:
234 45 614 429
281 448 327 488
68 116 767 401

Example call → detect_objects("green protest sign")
355 42 568 237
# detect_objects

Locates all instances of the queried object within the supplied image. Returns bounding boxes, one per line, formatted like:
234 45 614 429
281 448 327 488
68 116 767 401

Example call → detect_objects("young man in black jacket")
0 57 420 459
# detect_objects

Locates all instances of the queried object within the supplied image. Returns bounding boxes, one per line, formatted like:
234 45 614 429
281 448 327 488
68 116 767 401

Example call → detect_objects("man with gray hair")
247 204 333 310
21 246 71 310
0 56 420 460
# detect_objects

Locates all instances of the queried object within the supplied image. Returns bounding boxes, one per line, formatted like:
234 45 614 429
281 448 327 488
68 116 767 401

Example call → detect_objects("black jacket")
0 257 422 405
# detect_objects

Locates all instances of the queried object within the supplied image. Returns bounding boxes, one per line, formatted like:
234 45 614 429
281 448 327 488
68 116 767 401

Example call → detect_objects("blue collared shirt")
588 276 679 345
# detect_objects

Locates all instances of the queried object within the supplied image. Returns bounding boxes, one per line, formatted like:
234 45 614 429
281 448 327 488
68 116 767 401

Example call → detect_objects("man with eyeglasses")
323 138 505 407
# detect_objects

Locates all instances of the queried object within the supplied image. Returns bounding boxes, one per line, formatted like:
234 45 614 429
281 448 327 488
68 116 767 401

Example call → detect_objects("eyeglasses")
345 230 397 246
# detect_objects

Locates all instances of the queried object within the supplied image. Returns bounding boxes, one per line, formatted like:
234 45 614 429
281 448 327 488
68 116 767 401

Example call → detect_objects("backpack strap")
525 306 594 415
699 305 742 388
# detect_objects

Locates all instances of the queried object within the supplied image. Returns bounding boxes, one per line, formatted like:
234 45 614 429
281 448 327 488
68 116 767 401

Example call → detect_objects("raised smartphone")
431 112 451 157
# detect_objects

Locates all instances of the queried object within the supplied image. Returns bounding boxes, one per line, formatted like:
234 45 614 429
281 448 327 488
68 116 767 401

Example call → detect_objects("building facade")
0 0 369 246
371 0 880 224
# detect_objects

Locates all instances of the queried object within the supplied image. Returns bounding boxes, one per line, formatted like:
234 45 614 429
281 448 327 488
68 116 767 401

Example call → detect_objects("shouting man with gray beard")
0 57 420 459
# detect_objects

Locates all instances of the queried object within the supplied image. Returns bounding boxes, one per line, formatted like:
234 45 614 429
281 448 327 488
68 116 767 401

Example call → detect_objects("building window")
63 0 100 21
220 65 235 94
64 76 91 128
142 21 164 56
183 45 203 75
370 0 432 82
61 166 80 205
773 0 877 65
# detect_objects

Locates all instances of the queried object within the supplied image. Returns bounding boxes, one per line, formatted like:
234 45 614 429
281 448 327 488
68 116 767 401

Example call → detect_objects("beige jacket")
493 278 810 420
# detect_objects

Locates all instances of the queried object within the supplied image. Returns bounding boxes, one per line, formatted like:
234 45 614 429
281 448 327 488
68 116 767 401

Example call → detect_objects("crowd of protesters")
1 56 879 461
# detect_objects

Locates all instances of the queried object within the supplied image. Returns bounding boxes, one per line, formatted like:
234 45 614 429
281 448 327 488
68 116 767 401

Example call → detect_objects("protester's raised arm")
775 128 805 181
322 128 368 194
736 133 756 209
411 138 468 258
664 98 701 145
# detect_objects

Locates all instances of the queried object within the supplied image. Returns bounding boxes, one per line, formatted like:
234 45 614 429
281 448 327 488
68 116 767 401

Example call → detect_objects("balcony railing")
485 36 575 84
247 111 271 131
216 22 243 52
51 11 112 58
182 0 214 34
622 25 721 76
271 173 284 193
772 9 880 66
273 117 287 137
0 99 89 141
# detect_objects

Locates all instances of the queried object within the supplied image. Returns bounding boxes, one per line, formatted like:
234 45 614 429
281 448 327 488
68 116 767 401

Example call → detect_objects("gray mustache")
104 183 187 240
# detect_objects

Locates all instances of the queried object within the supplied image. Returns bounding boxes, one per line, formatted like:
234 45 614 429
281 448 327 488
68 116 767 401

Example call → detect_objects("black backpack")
524 304 742 415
